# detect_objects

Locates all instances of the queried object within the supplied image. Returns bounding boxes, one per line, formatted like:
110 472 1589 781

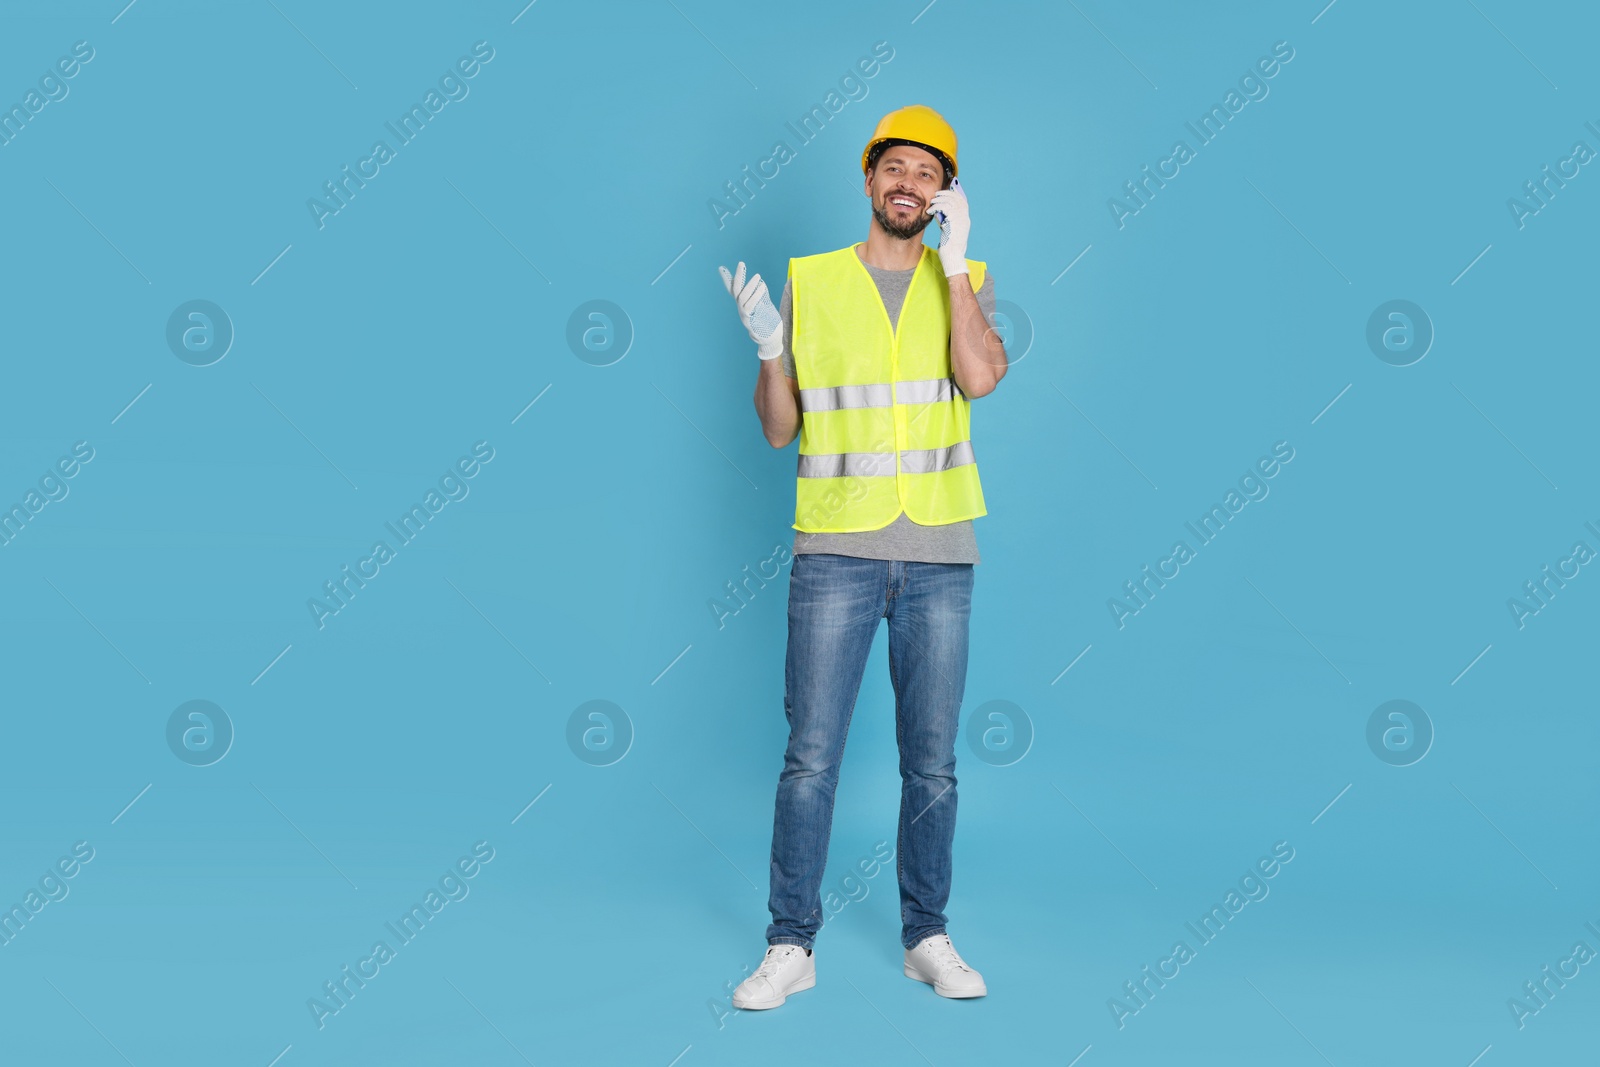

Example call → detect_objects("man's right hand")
719 261 783 361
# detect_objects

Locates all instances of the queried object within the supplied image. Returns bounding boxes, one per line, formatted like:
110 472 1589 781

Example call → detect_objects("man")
717 104 1007 1009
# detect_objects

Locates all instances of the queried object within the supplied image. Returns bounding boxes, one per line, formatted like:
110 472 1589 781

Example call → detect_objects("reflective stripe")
798 378 962 411
895 377 959 404
898 441 975 474
800 441 972 476
797 451 896 478
798 383 893 413
800 441 976 478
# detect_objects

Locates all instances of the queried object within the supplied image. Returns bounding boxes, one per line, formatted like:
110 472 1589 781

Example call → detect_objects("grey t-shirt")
780 255 996 565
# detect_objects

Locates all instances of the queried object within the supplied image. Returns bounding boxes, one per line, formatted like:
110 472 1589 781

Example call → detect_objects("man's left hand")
928 177 970 278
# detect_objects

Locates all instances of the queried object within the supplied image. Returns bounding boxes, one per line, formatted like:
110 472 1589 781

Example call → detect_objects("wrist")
757 336 784 360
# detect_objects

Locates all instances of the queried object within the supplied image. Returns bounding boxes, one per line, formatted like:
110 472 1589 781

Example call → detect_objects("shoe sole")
732 973 816 1010
904 964 987 998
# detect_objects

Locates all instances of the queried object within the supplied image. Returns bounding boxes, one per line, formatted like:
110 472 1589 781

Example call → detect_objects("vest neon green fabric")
788 243 988 533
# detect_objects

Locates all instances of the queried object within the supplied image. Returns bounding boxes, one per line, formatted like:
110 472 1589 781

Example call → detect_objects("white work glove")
927 177 970 278
718 261 783 360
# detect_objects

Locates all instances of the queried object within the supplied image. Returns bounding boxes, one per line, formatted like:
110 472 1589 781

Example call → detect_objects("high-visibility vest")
788 243 988 533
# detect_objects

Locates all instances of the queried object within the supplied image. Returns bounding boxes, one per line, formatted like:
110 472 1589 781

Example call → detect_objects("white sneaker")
904 933 987 998
731 943 816 1009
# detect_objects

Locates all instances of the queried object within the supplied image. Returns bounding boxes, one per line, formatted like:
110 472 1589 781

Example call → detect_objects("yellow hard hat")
861 104 958 180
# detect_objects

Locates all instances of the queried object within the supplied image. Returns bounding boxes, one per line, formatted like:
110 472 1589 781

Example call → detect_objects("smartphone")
936 175 962 224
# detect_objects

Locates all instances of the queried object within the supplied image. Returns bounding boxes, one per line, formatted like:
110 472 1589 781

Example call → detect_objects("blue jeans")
765 552 975 951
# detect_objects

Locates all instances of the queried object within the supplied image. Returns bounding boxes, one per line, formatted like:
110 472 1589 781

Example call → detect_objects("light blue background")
1 1 1595 1064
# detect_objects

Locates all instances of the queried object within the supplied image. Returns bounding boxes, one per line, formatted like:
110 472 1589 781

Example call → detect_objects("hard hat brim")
862 137 957 181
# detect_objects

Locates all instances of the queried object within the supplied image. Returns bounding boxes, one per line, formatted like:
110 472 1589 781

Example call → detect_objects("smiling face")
865 143 948 240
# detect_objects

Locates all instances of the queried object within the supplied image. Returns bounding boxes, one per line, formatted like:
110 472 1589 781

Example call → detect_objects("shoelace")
753 945 801 979
920 935 971 974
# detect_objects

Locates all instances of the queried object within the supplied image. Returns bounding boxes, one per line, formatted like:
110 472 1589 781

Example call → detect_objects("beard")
872 196 932 240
